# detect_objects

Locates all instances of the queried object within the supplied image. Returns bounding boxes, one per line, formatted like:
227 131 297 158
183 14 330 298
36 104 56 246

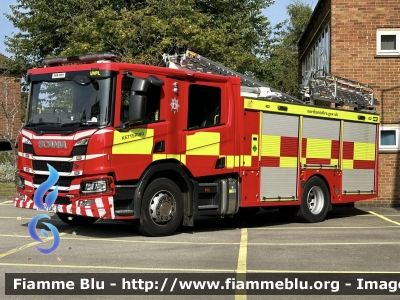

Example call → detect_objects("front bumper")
14 194 116 219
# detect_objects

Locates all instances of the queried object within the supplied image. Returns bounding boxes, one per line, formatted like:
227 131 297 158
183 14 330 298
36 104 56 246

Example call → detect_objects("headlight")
74 138 89 146
22 137 32 145
80 179 110 194
16 175 25 189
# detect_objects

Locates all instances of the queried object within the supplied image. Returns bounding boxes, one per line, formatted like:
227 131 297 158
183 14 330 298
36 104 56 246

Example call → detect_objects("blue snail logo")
28 164 61 254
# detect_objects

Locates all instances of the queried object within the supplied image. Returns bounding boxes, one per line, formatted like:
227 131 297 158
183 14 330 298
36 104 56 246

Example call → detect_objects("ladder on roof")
299 69 379 111
163 50 304 104
163 50 379 111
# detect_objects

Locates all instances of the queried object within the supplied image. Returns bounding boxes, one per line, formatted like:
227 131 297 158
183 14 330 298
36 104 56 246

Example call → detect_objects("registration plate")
37 205 56 213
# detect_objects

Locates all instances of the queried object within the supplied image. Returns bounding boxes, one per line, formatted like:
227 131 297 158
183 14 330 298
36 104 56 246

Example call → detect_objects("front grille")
34 194 72 205
71 145 87 156
32 160 73 173
33 175 72 187
53 197 72 205
23 144 35 154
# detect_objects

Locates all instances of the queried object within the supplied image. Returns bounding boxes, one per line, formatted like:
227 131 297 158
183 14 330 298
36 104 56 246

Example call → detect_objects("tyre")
136 178 183 237
294 176 330 223
56 212 98 226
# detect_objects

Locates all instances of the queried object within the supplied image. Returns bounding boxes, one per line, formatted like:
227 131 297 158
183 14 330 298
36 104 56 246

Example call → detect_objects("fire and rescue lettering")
121 132 145 140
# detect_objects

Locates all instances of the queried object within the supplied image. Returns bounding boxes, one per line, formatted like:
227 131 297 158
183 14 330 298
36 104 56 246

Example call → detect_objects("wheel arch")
132 159 194 219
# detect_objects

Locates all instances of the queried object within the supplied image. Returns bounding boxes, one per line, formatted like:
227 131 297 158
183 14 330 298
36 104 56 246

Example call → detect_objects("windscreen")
27 77 111 126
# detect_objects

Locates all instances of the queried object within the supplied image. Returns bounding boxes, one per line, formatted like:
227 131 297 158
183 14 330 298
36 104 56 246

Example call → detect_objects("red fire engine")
14 51 380 236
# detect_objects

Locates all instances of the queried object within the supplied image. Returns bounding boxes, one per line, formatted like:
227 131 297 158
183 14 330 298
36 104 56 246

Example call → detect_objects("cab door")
180 81 232 177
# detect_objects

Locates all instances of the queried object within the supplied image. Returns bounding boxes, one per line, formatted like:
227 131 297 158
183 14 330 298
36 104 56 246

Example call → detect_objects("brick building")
298 0 400 206
0 53 22 150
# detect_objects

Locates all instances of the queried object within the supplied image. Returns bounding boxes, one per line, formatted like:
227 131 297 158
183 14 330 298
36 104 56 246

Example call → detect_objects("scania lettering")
38 140 67 149
14 51 380 236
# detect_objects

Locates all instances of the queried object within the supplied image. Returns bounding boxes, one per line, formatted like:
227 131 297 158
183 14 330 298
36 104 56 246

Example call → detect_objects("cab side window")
187 84 221 129
120 76 161 125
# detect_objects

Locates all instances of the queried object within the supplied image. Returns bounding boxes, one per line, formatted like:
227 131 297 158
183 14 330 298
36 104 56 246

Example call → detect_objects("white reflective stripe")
97 209 106 217
94 129 113 135
69 184 80 190
25 154 106 161
28 129 97 140
85 154 107 160
74 130 97 140
25 181 34 187
32 156 73 161
85 209 93 217
32 170 83 176
31 184 80 191
21 130 34 139
108 197 115 219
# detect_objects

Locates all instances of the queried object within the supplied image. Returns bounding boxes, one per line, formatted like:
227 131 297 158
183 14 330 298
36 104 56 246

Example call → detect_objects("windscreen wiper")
61 121 88 127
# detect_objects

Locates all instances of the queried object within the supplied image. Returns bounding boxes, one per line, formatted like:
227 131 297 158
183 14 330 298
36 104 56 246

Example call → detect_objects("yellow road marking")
0 200 13 204
0 262 399 274
0 234 239 245
2 234 400 247
235 228 247 300
0 262 234 273
249 241 400 246
0 217 32 220
0 226 80 259
249 225 399 230
330 214 400 217
246 270 400 274
0 204 13 206
236 229 247 272
369 211 400 226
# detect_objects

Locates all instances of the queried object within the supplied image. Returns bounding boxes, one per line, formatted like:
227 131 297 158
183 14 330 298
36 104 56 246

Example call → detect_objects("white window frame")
379 126 400 151
376 29 400 55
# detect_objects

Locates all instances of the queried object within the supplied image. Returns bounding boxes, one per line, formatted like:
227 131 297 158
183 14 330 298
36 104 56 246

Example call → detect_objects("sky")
0 0 318 57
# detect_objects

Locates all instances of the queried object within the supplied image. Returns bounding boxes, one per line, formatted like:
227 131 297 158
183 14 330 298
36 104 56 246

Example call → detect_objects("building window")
301 24 330 83
379 126 400 151
377 30 400 55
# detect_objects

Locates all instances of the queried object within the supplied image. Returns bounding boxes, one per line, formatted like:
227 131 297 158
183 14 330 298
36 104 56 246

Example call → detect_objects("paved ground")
0 197 399 299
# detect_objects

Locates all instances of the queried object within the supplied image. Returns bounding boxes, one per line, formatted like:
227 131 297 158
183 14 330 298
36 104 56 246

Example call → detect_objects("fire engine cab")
14 51 380 236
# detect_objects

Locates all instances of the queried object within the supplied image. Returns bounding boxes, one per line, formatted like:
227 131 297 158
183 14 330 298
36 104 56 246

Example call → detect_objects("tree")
0 56 23 173
5 0 274 82
263 0 312 96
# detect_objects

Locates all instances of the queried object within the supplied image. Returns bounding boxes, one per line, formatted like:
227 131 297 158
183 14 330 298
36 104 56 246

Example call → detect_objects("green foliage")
0 152 14 183
0 152 14 165
5 0 274 83
264 0 312 96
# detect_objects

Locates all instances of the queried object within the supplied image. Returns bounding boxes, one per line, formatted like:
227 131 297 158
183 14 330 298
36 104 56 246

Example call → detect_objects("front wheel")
135 178 183 237
56 213 98 226
294 176 330 223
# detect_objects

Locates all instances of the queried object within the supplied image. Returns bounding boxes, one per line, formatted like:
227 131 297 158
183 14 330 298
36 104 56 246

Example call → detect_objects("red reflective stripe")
261 156 280 167
331 140 340 159
302 138 307 158
353 160 375 169
306 158 331 165
343 141 354 159
280 136 298 157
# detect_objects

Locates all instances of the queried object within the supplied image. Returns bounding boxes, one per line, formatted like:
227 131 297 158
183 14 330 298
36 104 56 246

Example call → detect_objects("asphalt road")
0 198 400 300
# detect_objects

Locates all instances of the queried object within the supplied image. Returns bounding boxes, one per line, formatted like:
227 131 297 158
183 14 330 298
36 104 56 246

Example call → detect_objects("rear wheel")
56 213 98 226
135 178 183 237
294 176 330 223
